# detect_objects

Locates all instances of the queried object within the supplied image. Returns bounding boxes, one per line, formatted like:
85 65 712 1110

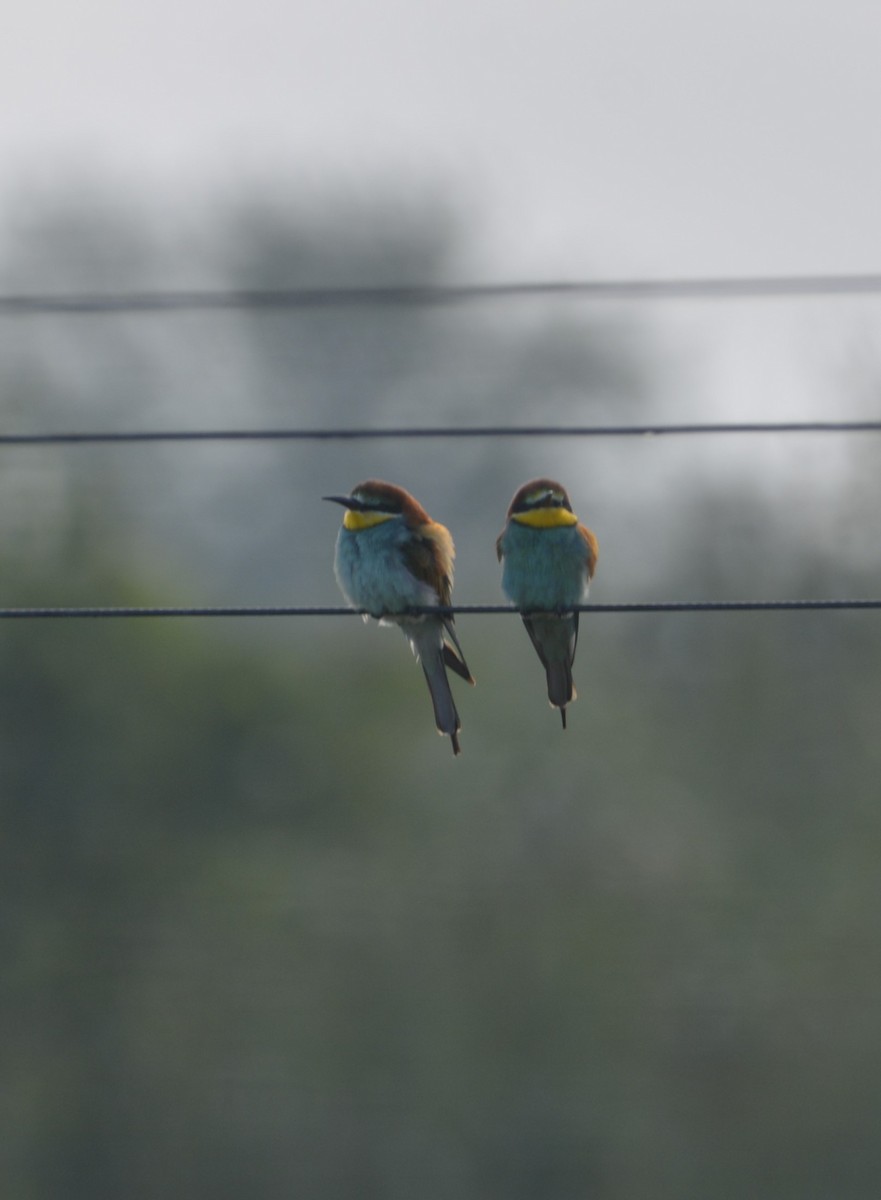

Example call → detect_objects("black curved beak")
322 494 359 510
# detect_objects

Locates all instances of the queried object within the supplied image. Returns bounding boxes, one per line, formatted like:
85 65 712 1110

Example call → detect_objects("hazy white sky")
2 0 880 424
3 0 880 276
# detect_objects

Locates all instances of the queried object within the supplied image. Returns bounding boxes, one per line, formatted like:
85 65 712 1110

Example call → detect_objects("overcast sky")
3 1 880 271
2 0 880 421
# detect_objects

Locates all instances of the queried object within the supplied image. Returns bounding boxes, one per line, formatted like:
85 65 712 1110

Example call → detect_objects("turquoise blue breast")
500 523 588 609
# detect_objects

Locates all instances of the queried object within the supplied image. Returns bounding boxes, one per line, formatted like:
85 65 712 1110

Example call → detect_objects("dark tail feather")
441 618 475 684
443 642 473 682
413 630 462 755
545 658 575 716
522 614 578 727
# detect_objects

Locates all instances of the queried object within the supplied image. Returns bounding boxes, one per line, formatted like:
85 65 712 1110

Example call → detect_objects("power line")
1 600 879 620
2 272 881 316
2 420 881 447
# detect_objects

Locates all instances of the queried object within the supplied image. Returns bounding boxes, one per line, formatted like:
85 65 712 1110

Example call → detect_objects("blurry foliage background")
2 190 881 1199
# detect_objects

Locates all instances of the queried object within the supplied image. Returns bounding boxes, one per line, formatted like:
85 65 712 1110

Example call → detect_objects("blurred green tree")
1 190 880 1200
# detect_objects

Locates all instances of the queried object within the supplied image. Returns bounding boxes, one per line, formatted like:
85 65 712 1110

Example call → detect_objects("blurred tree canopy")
1 189 880 1200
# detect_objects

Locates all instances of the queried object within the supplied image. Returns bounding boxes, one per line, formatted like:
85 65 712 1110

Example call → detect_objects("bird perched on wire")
324 480 474 755
496 478 598 728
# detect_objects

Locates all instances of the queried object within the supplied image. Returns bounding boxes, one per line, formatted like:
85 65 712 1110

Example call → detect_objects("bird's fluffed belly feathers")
334 523 438 616
499 523 590 609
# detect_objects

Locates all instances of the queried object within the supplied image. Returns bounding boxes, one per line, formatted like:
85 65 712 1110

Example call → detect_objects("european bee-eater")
496 478 598 728
324 480 474 755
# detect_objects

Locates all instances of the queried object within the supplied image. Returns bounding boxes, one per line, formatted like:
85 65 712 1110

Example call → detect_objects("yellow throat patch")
343 509 397 531
512 507 579 529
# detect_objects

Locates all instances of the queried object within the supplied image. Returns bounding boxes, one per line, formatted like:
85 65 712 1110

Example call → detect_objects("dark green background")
2 192 880 1198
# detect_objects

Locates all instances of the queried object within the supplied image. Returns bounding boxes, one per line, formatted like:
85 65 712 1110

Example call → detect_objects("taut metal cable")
1 601 880 620
2 272 881 316
2 420 881 446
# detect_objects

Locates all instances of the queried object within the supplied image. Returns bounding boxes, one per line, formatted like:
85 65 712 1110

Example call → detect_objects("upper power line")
1 421 880 446
2 272 881 316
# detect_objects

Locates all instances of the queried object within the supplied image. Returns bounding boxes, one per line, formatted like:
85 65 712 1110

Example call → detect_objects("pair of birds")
324 478 598 755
